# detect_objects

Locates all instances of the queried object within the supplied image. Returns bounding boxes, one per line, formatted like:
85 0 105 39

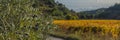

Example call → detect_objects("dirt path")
46 36 64 40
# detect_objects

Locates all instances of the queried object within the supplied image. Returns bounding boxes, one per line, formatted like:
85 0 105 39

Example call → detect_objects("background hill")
98 4 120 19
78 3 120 19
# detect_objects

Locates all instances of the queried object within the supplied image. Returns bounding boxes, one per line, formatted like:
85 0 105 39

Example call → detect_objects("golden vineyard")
53 20 120 39
53 20 120 28
53 20 120 38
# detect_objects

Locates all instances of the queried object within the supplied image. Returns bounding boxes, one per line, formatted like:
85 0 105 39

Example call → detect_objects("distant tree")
66 14 78 20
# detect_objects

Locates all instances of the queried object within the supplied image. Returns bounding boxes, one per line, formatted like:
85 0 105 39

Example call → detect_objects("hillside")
98 4 120 19
39 0 78 20
78 3 120 19
0 0 79 40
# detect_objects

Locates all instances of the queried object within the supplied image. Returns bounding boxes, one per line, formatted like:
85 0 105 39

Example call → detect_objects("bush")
0 0 54 40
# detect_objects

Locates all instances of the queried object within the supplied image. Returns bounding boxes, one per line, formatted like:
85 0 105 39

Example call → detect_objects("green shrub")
0 0 54 40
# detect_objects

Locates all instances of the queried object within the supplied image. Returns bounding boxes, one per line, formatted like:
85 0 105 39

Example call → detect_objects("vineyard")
53 20 120 28
53 20 120 40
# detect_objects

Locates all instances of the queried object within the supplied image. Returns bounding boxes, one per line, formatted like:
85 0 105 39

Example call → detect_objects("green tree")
66 14 78 20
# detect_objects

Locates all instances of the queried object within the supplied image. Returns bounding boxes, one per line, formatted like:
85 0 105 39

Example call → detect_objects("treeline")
39 0 78 20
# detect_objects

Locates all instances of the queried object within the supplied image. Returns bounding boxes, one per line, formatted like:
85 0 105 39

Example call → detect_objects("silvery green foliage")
0 0 54 40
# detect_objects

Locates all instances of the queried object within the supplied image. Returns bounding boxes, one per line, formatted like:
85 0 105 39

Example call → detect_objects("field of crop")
53 20 120 40
53 20 120 28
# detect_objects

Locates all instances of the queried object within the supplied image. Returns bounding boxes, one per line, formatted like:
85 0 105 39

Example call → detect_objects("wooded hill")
39 0 78 20
78 3 120 19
